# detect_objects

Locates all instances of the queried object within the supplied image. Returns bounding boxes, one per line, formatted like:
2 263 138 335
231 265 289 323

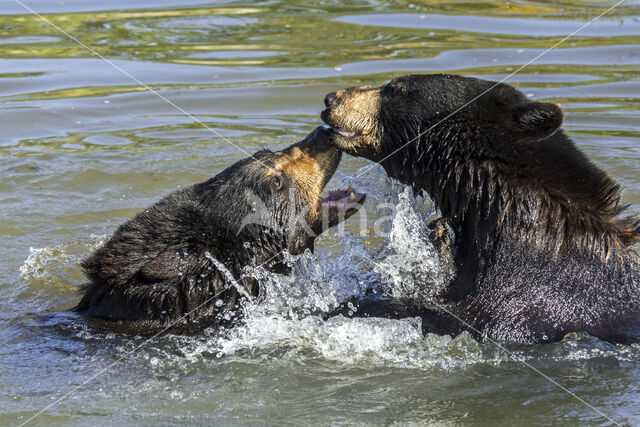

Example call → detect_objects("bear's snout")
324 91 338 107
294 125 336 154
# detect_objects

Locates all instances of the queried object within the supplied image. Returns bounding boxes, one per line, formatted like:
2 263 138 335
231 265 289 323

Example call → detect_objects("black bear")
76 126 365 332
322 74 640 343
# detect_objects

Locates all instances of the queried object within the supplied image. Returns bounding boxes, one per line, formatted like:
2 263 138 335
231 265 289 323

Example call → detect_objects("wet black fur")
77 138 320 331
335 74 640 343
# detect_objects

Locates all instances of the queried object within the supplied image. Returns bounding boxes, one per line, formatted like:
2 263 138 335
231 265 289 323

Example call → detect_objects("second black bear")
76 126 365 332
322 74 640 343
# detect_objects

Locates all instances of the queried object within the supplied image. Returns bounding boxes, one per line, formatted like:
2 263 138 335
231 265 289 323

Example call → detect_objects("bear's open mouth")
316 185 366 230
321 185 365 208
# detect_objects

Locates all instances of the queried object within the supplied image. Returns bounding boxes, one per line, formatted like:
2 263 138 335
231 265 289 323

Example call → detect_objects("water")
2 0 640 424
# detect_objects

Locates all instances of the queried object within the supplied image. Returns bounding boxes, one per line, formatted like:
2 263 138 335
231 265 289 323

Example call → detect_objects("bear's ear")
512 101 563 140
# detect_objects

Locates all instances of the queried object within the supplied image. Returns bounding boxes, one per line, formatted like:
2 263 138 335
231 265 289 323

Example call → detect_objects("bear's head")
322 74 640 257
321 73 563 162
202 125 366 262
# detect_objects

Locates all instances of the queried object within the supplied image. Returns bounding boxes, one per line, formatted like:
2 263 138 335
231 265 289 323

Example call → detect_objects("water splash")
243 232 376 317
19 234 107 280
375 188 454 303
19 246 76 280
204 251 252 299
183 171 466 367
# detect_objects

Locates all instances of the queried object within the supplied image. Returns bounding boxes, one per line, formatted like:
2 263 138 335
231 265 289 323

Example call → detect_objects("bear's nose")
324 91 339 107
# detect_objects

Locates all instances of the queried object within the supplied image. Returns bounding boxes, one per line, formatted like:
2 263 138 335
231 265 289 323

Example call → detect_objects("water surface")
2 0 640 425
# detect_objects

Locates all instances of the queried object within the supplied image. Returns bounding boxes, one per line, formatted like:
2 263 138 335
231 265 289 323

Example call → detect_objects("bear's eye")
273 174 284 191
